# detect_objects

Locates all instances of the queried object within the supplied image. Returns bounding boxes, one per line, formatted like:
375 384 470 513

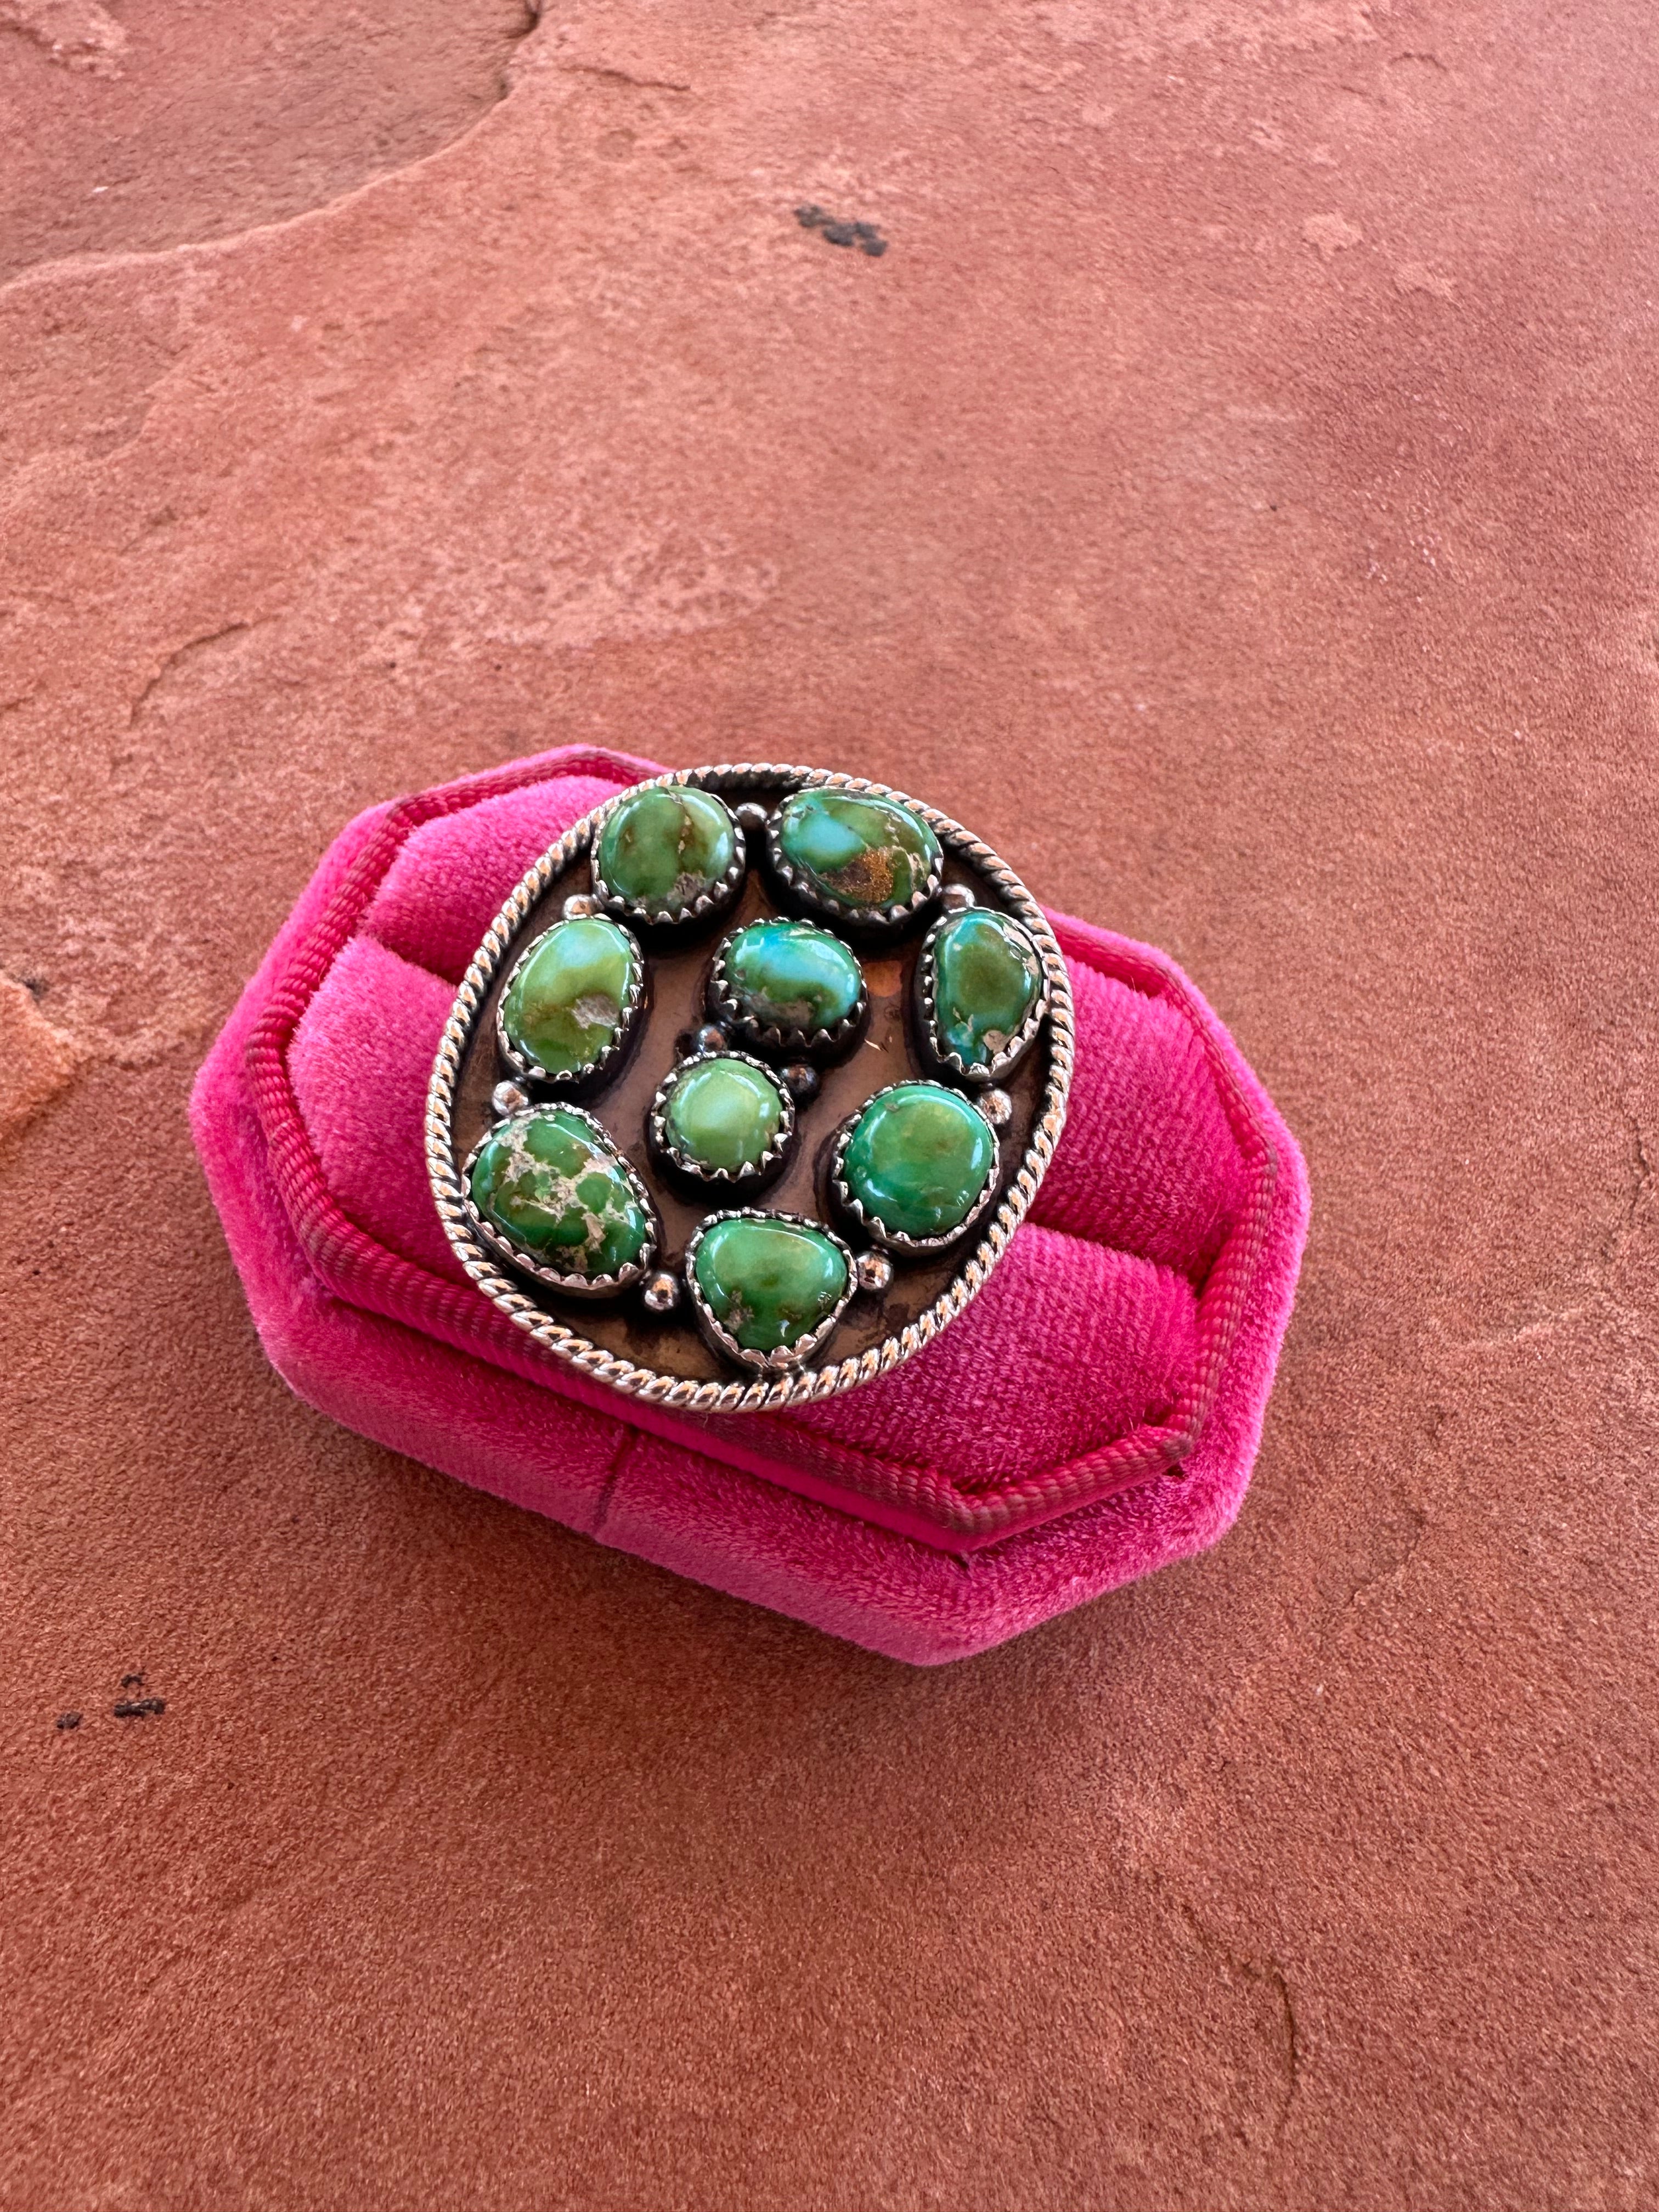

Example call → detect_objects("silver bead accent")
693 1023 729 1056
940 882 977 913
981 1087 1014 1128
491 1080 530 1118
562 892 599 919
782 1062 819 1102
735 801 770 836
641 1269 681 1315
855 1249 894 1295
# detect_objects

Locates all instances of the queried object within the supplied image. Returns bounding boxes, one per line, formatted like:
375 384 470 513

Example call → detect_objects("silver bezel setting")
648 1049 797 1189
590 787 747 931
828 1081 1003 1256
460 1102 659 1300
707 921 869 1062
427 765 1075 1414
915 907 1052 1086
682 1209 857 1373
493 914 646 1089
764 791 944 932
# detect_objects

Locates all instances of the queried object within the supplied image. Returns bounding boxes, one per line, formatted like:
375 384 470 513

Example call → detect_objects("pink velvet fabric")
190 747 1308 1661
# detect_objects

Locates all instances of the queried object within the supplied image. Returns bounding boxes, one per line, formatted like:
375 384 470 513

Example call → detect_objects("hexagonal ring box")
192 746 1308 1662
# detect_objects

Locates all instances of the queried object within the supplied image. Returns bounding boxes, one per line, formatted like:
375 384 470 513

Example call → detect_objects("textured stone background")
3 1 1655 2205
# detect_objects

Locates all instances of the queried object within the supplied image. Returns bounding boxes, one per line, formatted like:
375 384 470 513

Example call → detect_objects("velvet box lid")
191 744 1308 1663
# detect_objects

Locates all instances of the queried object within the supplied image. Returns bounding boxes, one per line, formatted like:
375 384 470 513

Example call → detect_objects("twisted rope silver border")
426 764 1075 1414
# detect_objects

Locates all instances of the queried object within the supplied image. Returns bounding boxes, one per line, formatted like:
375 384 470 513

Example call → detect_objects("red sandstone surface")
3 1 1655 2205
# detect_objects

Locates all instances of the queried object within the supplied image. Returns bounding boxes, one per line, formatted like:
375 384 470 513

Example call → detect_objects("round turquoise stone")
842 1082 996 1243
470 1109 653 1280
692 1215 849 1358
720 919 864 1040
662 1056 787 1174
595 787 737 917
775 789 940 915
500 915 637 1079
927 909 1043 1073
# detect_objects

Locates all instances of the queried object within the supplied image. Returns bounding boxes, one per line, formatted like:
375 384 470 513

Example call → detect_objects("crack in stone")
1443 1083 1655 1357
1125 1863 1304 2151
0 972 83 1149
1454 1302 1593 1355
0 1 546 291
126 620 259 726
1604 1096 1655 1269
1169 1889 1303 2144
1338 1493 1426 1611
1263 1958 1302 2130
561 61 692 94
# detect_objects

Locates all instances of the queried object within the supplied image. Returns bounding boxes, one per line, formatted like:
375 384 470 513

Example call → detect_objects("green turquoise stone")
928 909 1043 1071
842 1082 996 1242
595 787 737 916
721 919 864 1037
500 915 637 1077
775 789 941 914
692 1215 849 1357
470 1109 652 1279
663 1057 786 1173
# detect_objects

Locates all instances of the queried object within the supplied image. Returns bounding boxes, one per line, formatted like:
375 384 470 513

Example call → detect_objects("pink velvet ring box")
191 746 1310 1663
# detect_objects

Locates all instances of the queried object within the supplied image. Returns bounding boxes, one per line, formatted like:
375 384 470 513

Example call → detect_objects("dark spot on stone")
113 1697 166 1718
120 1672 145 1689
21 973 48 1000
794 205 887 257
56 1712 81 1731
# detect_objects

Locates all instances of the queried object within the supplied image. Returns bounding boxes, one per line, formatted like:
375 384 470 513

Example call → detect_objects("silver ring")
426 764 1075 1413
